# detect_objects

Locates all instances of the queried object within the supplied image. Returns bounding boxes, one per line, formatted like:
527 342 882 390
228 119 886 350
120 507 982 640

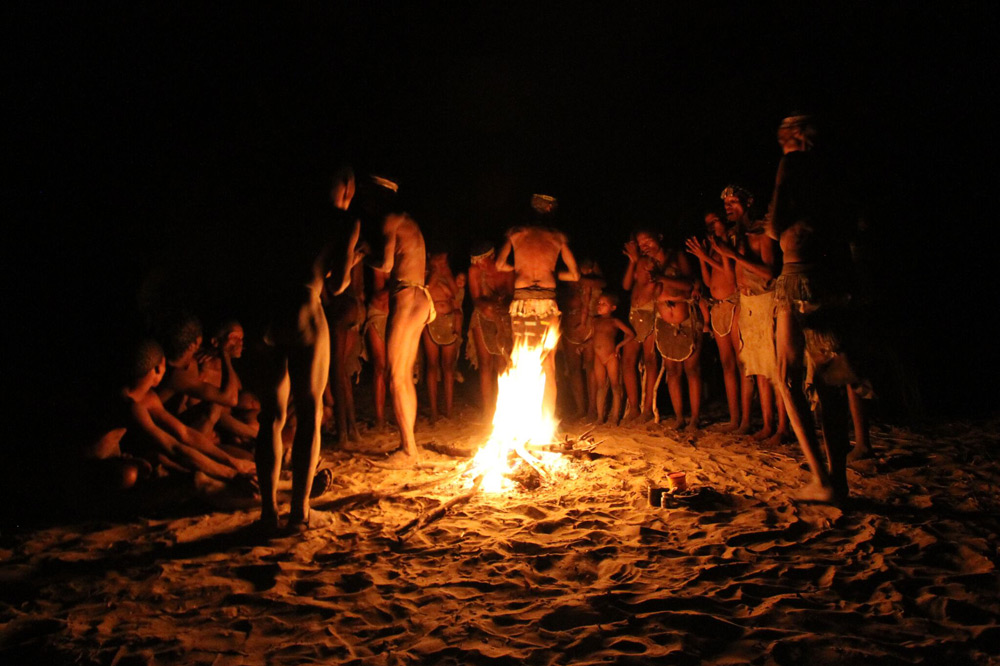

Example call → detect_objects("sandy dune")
2 413 999 665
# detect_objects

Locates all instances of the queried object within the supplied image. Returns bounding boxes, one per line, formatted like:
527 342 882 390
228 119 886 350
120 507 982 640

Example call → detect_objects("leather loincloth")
709 294 738 337
654 311 702 362
427 310 462 346
629 302 656 342
737 290 776 379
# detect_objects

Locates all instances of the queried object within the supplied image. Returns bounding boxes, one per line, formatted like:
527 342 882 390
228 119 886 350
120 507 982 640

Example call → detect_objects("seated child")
84 339 257 493
196 319 259 451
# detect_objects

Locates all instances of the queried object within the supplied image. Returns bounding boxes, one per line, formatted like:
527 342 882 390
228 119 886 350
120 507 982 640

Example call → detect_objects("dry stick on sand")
394 474 484 541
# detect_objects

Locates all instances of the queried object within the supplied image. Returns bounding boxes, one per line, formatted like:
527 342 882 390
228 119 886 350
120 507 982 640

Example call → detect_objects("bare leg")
441 342 458 418
472 321 496 420
423 329 441 423
255 353 290 530
562 340 587 418
846 388 873 460
388 289 431 459
766 383 791 446
622 339 641 420
775 306 834 499
607 353 622 426
367 326 387 427
714 329 741 430
286 310 330 525
665 360 685 429
641 337 658 418
584 344 598 419
594 356 609 423
684 350 702 431
754 375 776 440
817 385 850 499
732 314 754 434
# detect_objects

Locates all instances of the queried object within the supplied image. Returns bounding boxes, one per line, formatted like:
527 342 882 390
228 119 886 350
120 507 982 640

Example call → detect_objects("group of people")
85 114 872 533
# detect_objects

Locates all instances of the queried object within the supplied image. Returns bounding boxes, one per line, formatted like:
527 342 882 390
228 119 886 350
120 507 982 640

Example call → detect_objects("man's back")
509 226 565 288
387 213 426 286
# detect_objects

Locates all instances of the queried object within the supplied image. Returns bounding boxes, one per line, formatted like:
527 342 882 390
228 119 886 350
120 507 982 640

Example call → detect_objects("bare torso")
655 249 695 324
507 227 566 289
630 257 659 307
386 214 426 288
592 316 621 362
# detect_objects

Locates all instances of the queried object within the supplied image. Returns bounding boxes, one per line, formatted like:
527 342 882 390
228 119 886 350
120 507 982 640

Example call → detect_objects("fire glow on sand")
468 320 568 493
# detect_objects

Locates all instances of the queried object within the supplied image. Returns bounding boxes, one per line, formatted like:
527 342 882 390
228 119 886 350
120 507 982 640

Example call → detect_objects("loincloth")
509 297 560 348
775 264 873 398
393 280 436 325
427 310 462 346
629 301 655 342
654 310 702 362
365 304 388 342
466 307 513 368
709 294 738 337
562 309 593 345
737 290 776 379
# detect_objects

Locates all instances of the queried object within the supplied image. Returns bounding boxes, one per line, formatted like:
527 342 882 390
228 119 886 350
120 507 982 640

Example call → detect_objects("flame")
469 321 566 493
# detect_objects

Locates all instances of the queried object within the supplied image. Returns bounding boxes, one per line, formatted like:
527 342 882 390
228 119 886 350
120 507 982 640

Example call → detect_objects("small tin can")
647 484 666 507
667 472 687 492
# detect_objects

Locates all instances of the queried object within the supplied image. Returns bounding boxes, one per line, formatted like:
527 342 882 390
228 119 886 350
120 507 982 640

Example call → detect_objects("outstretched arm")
129 400 240 481
495 238 514 272
557 237 581 282
367 218 397 274
330 219 365 296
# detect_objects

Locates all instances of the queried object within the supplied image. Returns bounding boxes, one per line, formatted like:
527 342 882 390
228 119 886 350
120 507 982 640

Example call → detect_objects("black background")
5 2 998 450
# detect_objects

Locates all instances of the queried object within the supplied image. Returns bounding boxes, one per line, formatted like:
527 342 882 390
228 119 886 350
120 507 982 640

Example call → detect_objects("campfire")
467 321 569 493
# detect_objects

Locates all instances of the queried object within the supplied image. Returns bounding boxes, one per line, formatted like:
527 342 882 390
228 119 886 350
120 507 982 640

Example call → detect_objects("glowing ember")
469 322 567 493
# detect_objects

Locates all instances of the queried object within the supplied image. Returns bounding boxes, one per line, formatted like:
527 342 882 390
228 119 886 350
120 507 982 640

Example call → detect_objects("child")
589 293 635 425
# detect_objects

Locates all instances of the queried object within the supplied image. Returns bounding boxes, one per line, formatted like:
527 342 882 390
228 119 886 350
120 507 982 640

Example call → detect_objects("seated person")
156 313 239 436
196 319 259 452
84 339 257 493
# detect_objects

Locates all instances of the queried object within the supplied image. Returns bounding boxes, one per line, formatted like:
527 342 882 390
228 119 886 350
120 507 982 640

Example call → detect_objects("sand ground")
2 408 999 665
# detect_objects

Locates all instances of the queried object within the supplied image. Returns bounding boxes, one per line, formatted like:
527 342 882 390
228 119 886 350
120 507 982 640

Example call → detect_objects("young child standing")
589 293 635 425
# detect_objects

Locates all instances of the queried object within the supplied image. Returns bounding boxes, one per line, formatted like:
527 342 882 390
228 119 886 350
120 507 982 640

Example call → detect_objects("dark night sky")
5 2 999 433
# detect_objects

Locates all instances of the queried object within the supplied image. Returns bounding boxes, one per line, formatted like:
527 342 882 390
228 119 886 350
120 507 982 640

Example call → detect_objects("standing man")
495 194 581 417
714 185 788 442
466 241 514 420
256 166 362 533
366 177 433 462
767 114 870 503
686 210 741 431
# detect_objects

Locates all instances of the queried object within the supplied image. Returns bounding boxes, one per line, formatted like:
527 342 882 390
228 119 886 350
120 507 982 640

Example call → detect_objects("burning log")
394 475 484 541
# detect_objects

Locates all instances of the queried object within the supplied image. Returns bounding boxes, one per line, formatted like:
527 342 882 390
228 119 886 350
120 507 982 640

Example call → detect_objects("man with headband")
466 240 514 419
365 176 434 463
766 114 872 503
495 194 581 417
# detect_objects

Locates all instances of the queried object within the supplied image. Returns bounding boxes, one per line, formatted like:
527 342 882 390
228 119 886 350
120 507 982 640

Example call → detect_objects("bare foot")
765 429 789 447
684 420 700 433
847 445 874 462
284 509 338 534
735 420 752 435
792 482 842 505
671 417 686 430
752 426 775 441
717 420 740 433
